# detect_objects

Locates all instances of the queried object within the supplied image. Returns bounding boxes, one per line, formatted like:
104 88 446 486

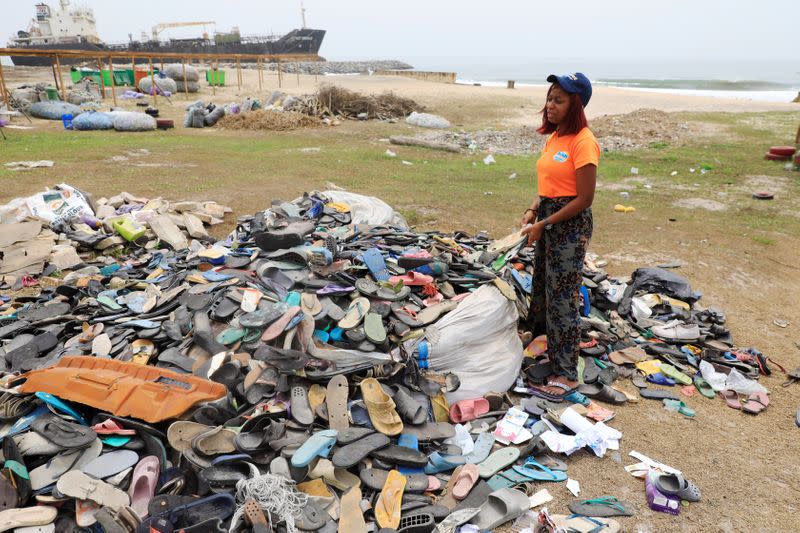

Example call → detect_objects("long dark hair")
537 83 588 135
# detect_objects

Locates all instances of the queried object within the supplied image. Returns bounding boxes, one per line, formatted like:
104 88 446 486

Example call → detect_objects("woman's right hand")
520 200 539 227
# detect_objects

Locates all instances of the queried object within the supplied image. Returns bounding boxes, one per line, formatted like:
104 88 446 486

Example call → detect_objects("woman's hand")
520 200 540 227
521 221 544 245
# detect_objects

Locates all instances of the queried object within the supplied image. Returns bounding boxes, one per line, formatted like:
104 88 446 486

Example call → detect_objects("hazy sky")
2 0 797 63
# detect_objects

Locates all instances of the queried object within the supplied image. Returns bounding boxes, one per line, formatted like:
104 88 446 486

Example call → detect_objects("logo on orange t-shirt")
553 151 568 162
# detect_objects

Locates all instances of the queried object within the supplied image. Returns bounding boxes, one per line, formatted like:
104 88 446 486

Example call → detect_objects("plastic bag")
138 76 177 96
699 360 727 391
204 106 225 126
421 284 524 402
175 80 200 93
619 267 702 316
28 101 82 120
318 190 408 229
25 184 94 226
162 64 199 82
406 111 451 129
72 111 114 131
110 111 156 132
725 368 768 395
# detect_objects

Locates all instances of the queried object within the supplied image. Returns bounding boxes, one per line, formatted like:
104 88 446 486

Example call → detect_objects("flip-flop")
92 418 137 436
462 432 496 464
360 468 429 493
375 470 406 529
30 414 96 449
651 471 701 502
29 439 102 491
693 376 716 399
0 506 58 532
568 496 635 517
720 389 741 410
57 470 130 509
371 445 428 468
128 455 159 518
336 427 374 445
191 426 237 455
307 458 360 491
338 486 367 533
401 422 455 442
291 430 338 467
332 432 390 468
659 364 692 385
477 447 520 479
360 378 403 436
12 432 64 457
82 450 140 479
290 384 315 426
470 487 531 531
167 421 211 453
512 458 567 482
416 300 457 325
449 398 490 423
533 454 568 472
452 464 480 500
363 312 387 344
392 386 427 426
638 388 680 401
34 392 88 425
260 306 302 342
361 248 391 282
339 298 370 330
326 375 350 432
742 391 769 415
646 373 676 386
300 293 323 316
577 383 628 405
551 514 621 533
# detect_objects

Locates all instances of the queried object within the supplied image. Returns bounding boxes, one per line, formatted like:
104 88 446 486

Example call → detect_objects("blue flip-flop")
511 269 532 294
35 392 88 425
513 458 567 482
646 372 676 386
291 429 338 467
1 405 50 441
360 248 390 282
423 451 465 475
397 433 424 475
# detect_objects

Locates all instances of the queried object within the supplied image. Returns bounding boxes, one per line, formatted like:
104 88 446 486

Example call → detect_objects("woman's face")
545 85 570 126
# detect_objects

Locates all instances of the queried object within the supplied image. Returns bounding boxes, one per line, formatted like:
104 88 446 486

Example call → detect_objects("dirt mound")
218 110 321 131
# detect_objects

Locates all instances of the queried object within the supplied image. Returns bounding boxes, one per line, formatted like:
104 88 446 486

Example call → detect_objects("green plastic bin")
206 69 226 86
45 88 60 100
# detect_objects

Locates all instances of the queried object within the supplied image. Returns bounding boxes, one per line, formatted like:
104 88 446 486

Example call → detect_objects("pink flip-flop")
128 455 160 518
92 418 137 435
449 398 490 423
742 391 769 415
720 389 741 410
451 463 479 500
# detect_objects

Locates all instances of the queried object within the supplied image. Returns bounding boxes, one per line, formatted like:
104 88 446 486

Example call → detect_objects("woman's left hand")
521 221 544 245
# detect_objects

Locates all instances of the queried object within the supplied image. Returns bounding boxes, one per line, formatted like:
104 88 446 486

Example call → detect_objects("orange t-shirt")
536 127 600 198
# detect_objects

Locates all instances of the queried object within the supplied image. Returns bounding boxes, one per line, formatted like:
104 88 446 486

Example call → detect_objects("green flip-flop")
693 375 716 399
659 363 692 385
363 312 387 345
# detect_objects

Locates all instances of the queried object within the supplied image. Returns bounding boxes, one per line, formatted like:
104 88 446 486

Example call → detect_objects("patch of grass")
751 235 775 246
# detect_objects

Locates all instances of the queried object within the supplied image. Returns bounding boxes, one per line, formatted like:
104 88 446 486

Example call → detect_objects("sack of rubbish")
109 111 157 132
28 101 82 120
204 106 225 126
175 80 200 93
190 107 206 128
162 63 200 82
25 183 94 226
317 190 408 228
413 284 524 402
138 76 177 96
406 111 451 129
72 111 114 131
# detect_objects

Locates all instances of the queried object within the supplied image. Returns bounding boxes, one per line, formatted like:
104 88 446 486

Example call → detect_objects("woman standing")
521 73 599 398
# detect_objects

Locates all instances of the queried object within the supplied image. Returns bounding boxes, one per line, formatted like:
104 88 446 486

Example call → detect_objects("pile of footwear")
0 188 774 532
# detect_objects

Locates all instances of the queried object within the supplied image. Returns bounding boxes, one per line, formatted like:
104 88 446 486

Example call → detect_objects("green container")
71 69 101 84
45 88 60 100
100 70 129 86
113 218 146 242
206 69 225 86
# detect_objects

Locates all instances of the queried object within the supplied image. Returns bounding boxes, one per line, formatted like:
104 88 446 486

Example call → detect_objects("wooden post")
0 61 9 108
51 61 60 93
55 55 66 100
236 57 241 92
181 59 188 100
277 59 282 88
96 58 106 100
131 57 136 88
149 57 157 106
108 56 117 106
257 58 262 92
296 71 300 87
212 59 217 96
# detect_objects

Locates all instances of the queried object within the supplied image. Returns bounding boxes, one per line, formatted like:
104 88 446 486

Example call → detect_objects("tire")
764 152 791 161
768 146 796 156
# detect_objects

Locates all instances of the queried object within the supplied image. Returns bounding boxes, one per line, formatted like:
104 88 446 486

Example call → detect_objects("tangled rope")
230 473 308 533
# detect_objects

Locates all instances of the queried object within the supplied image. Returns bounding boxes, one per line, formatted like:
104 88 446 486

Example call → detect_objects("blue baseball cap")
546 72 592 107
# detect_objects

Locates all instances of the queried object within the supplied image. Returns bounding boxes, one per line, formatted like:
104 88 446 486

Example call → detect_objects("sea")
400 56 800 103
